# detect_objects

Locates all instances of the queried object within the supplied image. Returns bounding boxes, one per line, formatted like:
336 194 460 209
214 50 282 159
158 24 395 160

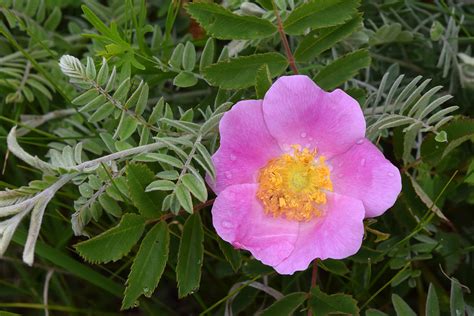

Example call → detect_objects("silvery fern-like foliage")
363 73 458 163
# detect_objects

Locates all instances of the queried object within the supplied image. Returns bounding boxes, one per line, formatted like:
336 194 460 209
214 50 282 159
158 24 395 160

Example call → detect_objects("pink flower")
208 75 401 275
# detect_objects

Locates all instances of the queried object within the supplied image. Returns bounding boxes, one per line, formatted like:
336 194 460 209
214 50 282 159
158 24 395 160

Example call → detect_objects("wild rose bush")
0 1 473 315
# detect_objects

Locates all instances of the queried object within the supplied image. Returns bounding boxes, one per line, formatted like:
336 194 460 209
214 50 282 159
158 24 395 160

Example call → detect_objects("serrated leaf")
122 221 170 310
295 15 362 62
261 292 307 316
74 214 146 264
146 180 176 192
255 64 272 99
186 3 276 40
309 287 359 316
181 174 207 202
203 53 288 89
392 294 416 316
426 283 440 316
173 72 198 88
283 0 359 35
175 183 193 213
177 213 204 298
314 49 371 90
127 164 163 218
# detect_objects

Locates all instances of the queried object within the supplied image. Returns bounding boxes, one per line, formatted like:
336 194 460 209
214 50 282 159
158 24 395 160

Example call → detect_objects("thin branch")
271 0 298 75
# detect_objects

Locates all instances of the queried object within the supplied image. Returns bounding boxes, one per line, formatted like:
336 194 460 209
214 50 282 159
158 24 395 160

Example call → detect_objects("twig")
271 0 298 75
307 260 318 316
42 269 54 316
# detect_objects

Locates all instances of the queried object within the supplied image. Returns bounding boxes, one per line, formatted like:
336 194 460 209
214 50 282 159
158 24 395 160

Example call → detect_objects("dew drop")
308 137 313 141
225 171 232 179
300 132 307 138
360 158 366 166
356 139 364 145
338 173 344 178
222 220 233 228
388 172 394 177
230 154 236 161
282 143 290 151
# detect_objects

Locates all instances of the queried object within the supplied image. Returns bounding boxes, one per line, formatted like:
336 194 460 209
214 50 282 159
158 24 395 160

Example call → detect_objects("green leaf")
217 238 242 271
255 64 272 99
74 214 146 264
143 153 184 168
186 3 276 40
122 221 170 310
366 309 388 316
181 174 207 202
283 0 360 35
12 228 123 297
127 164 163 218
450 278 465 316
44 6 62 31
261 292 307 316
314 49 370 90
435 131 448 142
116 113 138 141
199 38 215 73
169 43 184 69
98 193 122 217
369 24 413 46
146 180 176 192
426 283 440 316
88 102 115 122
177 213 204 298
182 41 196 72
392 294 416 316
319 259 349 276
309 287 359 316
175 183 193 213
203 53 288 89
294 15 362 62
173 72 198 88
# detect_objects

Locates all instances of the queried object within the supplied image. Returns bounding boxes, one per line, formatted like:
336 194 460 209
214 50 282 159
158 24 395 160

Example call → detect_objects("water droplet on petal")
282 143 290 151
388 172 394 177
222 220 233 228
360 158 366 166
225 171 232 179
230 154 236 161
308 137 313 141
338 173 344 178
300 132 307 138
356 139 364 145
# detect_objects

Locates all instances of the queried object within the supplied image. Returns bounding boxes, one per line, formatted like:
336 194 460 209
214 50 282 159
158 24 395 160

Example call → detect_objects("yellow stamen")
256 145 333 221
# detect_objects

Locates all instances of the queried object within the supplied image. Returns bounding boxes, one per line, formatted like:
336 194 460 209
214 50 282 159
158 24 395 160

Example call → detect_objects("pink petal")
274 192 365 275
212 184 299 267
262 75 366 157
208 100 282 194
330 138 402 218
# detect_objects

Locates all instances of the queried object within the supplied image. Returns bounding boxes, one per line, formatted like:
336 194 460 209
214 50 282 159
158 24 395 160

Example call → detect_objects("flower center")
256 145 333 221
